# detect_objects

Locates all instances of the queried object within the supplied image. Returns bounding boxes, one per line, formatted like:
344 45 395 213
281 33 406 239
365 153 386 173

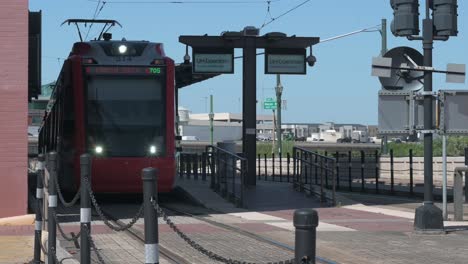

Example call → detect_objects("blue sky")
29 0 467 125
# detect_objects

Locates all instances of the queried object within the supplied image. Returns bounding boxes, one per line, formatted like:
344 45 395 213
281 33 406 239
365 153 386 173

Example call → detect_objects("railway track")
102 197 337 264
104 209 191 264
161 204 337 264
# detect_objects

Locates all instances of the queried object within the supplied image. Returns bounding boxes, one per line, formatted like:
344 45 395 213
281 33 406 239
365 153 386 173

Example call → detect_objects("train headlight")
149 145 157 155
118 45 127 54
95 145 104 154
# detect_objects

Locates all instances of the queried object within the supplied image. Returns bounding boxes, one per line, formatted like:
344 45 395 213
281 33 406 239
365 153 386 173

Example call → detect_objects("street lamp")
275 75 283 154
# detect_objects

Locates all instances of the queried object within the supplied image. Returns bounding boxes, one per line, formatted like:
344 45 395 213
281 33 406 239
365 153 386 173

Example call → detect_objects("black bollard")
142 168 159 264
47 152 58 264
294 209 318 264
33 154 45 264
80 154 92 264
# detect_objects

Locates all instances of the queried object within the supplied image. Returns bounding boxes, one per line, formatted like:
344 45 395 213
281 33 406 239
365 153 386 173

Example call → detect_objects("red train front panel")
69 40 175 193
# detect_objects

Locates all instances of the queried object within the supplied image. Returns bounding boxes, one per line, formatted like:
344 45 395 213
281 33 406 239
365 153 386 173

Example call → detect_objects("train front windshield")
86 76 166 157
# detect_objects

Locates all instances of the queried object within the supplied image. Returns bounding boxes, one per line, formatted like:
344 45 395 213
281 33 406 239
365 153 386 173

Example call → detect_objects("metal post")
272 153 276 181
294 209 318 264
275 74 283 154
287 152 291 182
465 148 468 202
361 150 365 192
336 151 340 190
390 149 394 194
33 154 45 264
314 154 318 185
194 154 199 180
442 135 448 220
264 153 267 181
210 150 216 189
280 152 283 182
410 149 414 195
258 154 261 180
381 18 389 155
375 150 379 194
80 154 91 264
47 152 57 264
142 168 159 264
414 2 444 230
348 151 352 191
243 39 257 186
209 94 214 146
202 152 207 181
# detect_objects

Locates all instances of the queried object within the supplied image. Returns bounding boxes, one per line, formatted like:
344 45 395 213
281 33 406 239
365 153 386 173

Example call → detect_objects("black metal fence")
178 147 247 207
177 147 468 200
292 147 336 205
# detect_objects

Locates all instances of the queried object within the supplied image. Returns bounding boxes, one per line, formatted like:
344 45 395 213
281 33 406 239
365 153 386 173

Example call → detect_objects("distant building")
367 125 378 138
182 109 372 143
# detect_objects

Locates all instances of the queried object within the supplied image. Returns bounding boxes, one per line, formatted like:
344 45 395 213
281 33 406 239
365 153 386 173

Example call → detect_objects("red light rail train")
39 38 176 193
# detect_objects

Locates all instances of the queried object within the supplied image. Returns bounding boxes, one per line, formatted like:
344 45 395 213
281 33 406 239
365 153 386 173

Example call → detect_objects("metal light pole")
275 74 283 155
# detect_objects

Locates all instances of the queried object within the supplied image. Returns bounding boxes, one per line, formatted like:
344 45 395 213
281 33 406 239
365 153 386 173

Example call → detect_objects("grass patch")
388 136 468 157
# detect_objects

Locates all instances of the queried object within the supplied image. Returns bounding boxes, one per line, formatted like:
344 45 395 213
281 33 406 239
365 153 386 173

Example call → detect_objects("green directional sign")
263 98 277 110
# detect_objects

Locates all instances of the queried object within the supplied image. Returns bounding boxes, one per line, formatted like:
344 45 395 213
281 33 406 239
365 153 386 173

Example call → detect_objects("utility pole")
209 94 214 146
380 18 389 155
275 74 283 155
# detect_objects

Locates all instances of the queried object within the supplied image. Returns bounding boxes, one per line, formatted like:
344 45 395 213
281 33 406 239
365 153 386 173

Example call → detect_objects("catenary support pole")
294 209 318 264
80 154 92 264
33 154 45 264
48 152 58 264
142 168 159 264
381 18 389 155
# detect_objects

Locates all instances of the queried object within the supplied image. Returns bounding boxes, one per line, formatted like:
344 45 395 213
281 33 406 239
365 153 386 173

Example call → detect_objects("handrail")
292 147 336 205
294 146 336 162
205 145 246 208
207 145 246 161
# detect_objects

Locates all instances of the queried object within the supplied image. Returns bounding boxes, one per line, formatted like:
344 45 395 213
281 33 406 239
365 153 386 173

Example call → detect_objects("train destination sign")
265 48 306 75
192 48 234 74
85 66 163 75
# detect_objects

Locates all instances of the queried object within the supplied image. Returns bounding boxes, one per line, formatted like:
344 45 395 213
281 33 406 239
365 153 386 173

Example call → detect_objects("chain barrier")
54 174 81 208
83 224 107 264
151 199 296 264
84 177 143 232
53 211 81 242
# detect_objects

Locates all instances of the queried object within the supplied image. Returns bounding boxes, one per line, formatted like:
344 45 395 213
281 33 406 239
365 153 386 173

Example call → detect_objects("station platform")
176 177 468 264
3 177 468 263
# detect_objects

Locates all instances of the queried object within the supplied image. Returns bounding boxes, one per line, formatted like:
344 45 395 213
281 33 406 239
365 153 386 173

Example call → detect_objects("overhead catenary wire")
261 0 311 29
233 23 382 59
87 0 280 4
84 1 107 41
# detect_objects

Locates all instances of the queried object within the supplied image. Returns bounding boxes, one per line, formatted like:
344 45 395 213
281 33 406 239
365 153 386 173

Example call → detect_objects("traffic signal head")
432 0 458 37
390 0 420 37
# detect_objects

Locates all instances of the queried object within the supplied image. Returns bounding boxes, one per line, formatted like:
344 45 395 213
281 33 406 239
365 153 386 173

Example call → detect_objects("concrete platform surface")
176 177 468 264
